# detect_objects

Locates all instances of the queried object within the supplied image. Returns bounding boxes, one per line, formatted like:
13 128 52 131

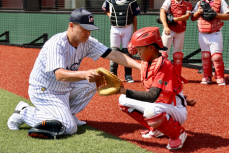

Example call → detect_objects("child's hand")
164 27 170 35
197 5 203 15
184 95 197 107
119 86 126 95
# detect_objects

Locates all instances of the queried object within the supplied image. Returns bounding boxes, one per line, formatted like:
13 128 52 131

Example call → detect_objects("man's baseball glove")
156 13 175 25
95 68 123 96
200 0 217 21
28 120 66 139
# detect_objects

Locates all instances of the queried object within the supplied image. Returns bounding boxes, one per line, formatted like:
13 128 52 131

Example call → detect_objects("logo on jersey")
41 87 46 92
136 7 140 11
66 59 82 71
88 15 94 22
158 79 163 84
164 81 168 86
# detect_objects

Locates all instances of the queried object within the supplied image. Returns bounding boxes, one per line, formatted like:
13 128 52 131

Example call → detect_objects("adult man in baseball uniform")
191 0 229 85
7 8 141 135
102 0 141 83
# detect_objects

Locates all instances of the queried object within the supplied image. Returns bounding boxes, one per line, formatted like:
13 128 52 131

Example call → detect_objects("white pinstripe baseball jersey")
29 31 108 92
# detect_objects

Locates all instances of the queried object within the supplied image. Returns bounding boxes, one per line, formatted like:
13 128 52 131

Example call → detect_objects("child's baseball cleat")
7 101 29 130
166 131 187 150
141 129 164 138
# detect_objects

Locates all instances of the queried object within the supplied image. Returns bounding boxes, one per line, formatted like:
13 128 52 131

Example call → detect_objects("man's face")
71 23 91 43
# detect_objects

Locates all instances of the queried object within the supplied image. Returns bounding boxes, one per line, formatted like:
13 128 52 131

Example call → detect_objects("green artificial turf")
0 89 152 153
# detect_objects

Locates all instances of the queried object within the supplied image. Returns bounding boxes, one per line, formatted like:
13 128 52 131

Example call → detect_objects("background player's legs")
212 53 225 85
201 51 212 84
122 48 134 82
110 47 120 76
173 32 185 76
209 31 225 85
121 25 134 82
173 52 183 76
110 26 122 76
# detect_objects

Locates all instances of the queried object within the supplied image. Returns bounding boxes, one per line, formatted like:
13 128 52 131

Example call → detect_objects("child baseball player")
102 0 141 83
160 0 193 78
191 0 229 85
118 27 196 150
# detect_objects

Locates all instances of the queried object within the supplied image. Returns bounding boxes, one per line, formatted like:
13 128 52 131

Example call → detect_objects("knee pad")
173 52 183 76
146 113 184 139
145 113 166 129
201 51 212 77
212 53 224 79
119 104 150 129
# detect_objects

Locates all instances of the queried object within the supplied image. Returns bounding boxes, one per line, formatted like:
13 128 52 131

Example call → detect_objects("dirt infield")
1 45 229 153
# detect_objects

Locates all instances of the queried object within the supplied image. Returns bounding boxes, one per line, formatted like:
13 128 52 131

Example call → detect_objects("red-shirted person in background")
160 0 192 81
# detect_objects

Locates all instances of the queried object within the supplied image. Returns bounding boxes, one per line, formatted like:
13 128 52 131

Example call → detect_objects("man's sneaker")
125 75 134 83
72 115 86 126
200 76 212 84
166 131 187 150
7 101 29 130
141 129 164 138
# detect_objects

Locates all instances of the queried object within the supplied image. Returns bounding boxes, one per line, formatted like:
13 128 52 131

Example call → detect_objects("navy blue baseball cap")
70 8 99 31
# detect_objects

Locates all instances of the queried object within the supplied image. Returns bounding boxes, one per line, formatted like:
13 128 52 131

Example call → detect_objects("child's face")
136 45 154 61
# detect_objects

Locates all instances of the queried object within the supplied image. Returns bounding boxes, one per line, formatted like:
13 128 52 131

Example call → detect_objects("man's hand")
184 95 197 107
85 69 101 82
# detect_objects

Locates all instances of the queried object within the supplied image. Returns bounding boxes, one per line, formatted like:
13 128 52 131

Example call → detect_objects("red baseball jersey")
141 56 183 105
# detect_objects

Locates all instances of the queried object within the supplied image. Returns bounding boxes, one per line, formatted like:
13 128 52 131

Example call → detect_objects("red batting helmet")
131 27 167 50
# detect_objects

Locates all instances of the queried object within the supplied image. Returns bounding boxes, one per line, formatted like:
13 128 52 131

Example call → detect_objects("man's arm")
55 68 101 82
105 50 141 70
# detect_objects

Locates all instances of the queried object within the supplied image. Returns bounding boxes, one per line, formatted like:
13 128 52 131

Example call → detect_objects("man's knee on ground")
62 117 78 135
